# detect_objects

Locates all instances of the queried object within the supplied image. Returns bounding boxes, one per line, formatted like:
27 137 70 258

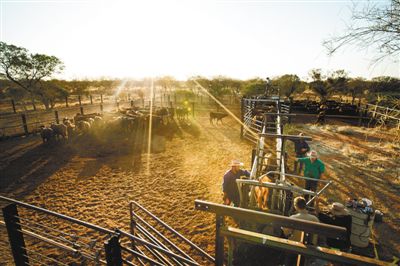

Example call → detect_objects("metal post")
78 95 82 106
90 95 93 105
2 204 29 265
11 99 17 113
21 114 29 136
80 106 84 115
65 96 69 107
227 237 234 266
215 215 225 266
358 105 364 126
130 220 136 249
240 98 244 139
54 110 59 124
104 234 123 266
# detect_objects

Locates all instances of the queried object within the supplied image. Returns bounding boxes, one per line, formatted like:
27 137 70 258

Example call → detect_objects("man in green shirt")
295 150 325 200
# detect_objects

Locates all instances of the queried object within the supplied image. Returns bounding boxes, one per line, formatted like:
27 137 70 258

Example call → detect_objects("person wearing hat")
315 198 352 251
222 160 250 207
295 150 325 201
289 132 310 173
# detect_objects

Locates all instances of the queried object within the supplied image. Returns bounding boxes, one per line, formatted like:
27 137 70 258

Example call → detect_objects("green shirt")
298 157 325 179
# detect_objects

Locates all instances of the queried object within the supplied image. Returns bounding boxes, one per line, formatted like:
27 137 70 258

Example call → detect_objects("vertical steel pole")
104 234 123 266
215 215 225 266
2 204 29 266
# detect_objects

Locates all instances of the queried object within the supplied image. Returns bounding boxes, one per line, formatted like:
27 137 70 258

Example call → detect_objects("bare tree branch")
324 0 400 63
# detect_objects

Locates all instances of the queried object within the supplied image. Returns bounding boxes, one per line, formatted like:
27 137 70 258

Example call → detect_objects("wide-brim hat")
231 160 244 167
329 202 349 216
308 150 318 158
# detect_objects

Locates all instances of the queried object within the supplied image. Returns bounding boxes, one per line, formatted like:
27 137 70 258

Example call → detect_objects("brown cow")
254 175 273 210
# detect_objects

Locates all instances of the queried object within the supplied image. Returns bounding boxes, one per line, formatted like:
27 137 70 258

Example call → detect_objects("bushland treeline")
1 42 399 110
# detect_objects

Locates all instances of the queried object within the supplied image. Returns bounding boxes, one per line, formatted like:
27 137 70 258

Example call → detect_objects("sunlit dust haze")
1 0 398 80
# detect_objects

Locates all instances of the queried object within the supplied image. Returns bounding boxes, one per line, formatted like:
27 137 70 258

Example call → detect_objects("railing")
194 200 389 266
0 195 209 265
129 201 214 265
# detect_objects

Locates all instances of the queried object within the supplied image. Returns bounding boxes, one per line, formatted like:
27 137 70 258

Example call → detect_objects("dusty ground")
0 109 399 265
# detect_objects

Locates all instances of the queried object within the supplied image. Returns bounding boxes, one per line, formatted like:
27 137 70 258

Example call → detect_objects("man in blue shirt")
222 160 251 207
290 133 310 173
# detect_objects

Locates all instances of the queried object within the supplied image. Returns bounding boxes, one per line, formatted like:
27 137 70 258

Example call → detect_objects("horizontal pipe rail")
194 200 347 240
130 210 194 263
118 230 200 266
258 133 312 141
129 201 214 263
266 171 331 184
0 195 114 235
221 227 389 266
0 221 105 264
236 179 317 196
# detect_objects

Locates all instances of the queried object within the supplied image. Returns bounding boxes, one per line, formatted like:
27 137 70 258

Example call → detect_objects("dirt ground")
0 108 399 265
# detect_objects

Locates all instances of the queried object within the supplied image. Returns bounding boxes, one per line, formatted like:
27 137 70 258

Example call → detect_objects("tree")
241 78 265 96
347 78 368 105
324 0 400 63
0 42 64 109
38 81 69 109
157 76 178 94
308 69 329 102
273 74 302 100
326 70 349 97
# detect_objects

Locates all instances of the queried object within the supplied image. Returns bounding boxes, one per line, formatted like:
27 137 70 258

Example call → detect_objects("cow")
40 125 54 143
50 123 68 140
176 107 189 120
254 175 273 210
210 112 228 124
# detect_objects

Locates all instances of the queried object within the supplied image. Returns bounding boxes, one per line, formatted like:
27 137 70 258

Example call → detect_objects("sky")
0 0 399 81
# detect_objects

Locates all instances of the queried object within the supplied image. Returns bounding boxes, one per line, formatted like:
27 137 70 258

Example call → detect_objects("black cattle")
210 112 228 124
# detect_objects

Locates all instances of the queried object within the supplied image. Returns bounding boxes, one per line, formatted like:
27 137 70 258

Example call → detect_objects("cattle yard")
0 94 399 265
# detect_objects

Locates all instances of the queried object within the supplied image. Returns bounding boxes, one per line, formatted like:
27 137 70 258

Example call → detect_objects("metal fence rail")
0 196 209 265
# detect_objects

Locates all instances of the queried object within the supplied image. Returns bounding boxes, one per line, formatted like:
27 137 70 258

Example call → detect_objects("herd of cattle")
38 106 193 144
290 100 359 115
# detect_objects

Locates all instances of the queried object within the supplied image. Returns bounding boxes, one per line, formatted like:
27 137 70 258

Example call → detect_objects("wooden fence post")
21 114 29 136
11 99 17 113
131 100 134 108
104 234 122 266
192 102 195 117
90 95 93 105
54 110 59 124
65 96 69 107
80 106 84 115
78 95 82 106
2 204 29 265
100 104 103 112
101 94 103 104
